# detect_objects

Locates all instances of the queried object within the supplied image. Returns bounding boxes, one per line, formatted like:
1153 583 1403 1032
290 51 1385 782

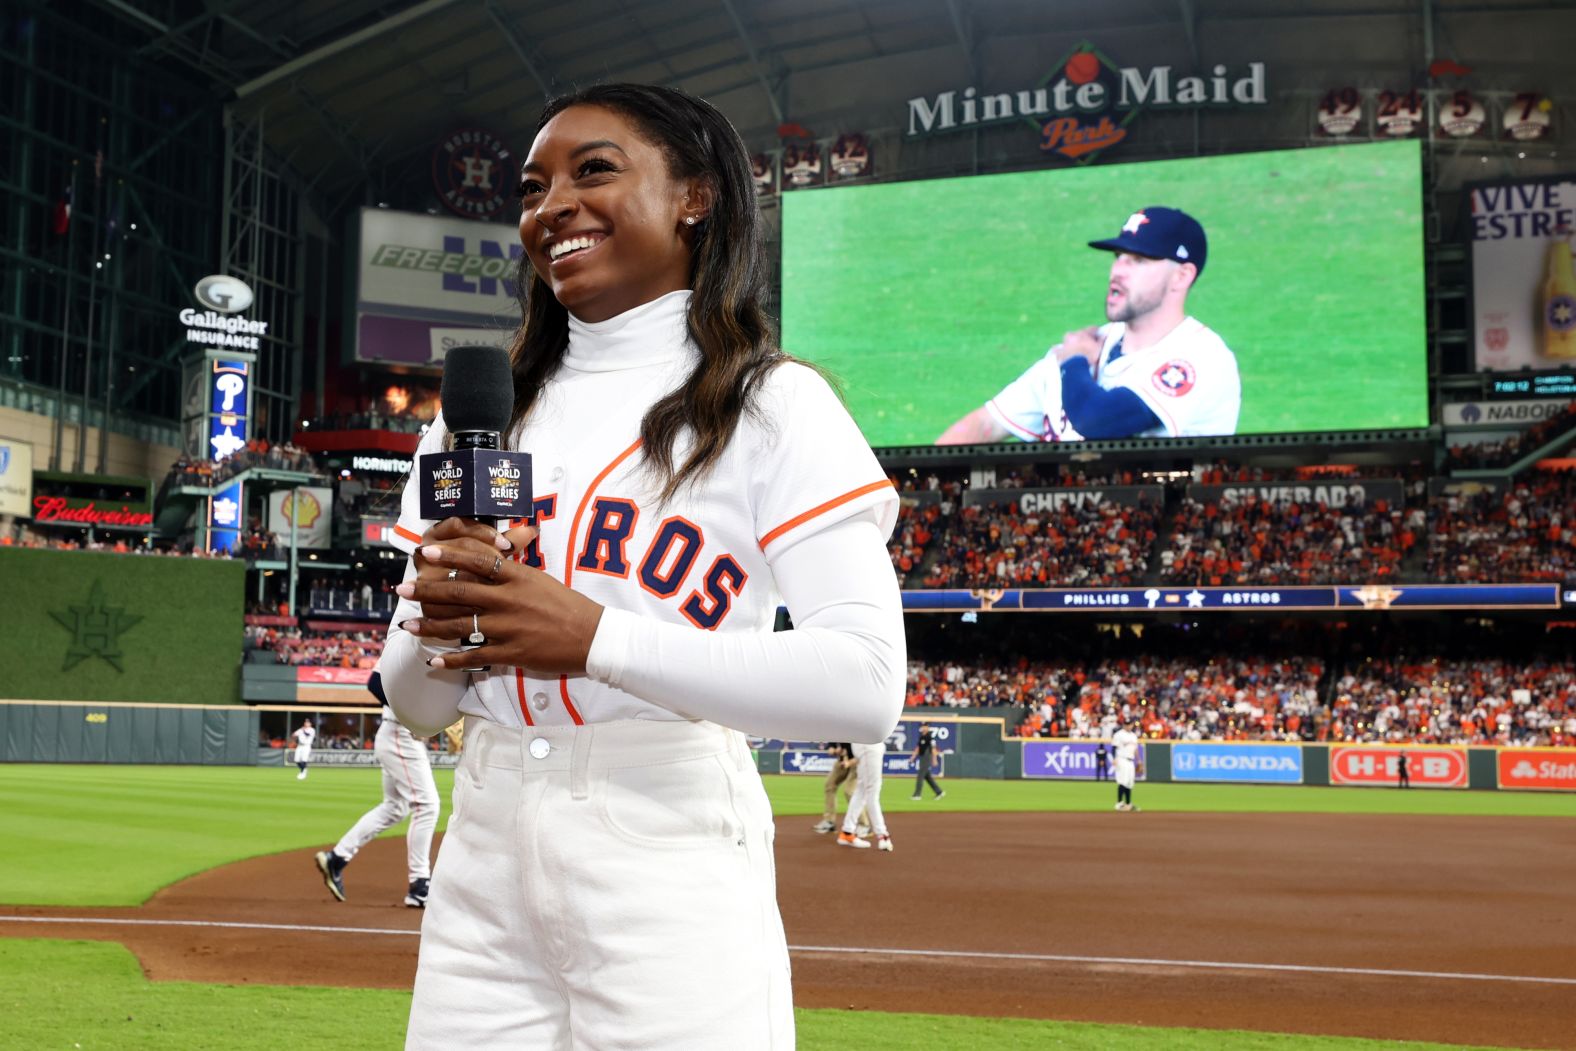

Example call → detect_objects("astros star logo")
1152 359 1196 397
51 579 142 672
1184 589 1206 608
1122 212 1149 235
1351 585 1403 610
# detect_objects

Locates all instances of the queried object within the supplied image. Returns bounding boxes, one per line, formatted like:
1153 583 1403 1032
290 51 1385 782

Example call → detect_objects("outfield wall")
3 699 1572 789
0 548 244 705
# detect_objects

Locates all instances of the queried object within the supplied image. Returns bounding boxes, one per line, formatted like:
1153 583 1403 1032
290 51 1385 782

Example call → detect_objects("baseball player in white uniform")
290 718 315 779
314 672 440 907
838 739 893 851
1111 720 1141 812
937 206 1240 444
375 85 905 1051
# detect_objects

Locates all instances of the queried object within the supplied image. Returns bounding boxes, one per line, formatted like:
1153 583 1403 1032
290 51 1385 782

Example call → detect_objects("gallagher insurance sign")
906 43 1267 163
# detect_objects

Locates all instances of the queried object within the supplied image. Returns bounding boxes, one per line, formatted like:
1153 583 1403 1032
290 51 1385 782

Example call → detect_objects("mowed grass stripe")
2 766 1571 907
0 939 1530 1051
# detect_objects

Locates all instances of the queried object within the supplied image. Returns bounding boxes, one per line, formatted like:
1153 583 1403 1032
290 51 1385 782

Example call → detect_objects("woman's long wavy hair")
505 83 783 503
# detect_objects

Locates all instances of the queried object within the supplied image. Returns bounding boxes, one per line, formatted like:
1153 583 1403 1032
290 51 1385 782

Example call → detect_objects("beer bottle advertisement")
1469 175 1576 371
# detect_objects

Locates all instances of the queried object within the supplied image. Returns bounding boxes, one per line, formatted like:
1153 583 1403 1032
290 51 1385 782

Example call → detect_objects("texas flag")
51 182 72 236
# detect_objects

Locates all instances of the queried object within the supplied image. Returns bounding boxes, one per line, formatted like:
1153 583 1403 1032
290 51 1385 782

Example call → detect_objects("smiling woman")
373 84 906 1050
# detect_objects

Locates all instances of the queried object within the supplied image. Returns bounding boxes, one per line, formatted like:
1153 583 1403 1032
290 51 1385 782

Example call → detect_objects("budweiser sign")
1329 746 1467 789
32 496 154 528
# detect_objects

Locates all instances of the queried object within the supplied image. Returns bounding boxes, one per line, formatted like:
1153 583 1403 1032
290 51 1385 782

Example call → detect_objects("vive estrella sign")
905 43 1268 164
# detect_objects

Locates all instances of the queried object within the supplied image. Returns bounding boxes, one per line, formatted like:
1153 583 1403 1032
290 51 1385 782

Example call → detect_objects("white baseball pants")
1115 758 1136 789
333 718 440 881
840 741 887 837
406 717 793 1050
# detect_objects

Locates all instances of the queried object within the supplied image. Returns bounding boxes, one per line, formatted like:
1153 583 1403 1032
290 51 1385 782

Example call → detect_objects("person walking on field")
315 672 441 908
291 718 316 780
839 739 894 852
814 742 857 833
1397 749 1410 789
910 721 945 801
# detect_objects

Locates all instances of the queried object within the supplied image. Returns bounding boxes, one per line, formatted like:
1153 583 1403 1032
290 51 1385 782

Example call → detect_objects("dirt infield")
3 811 1573 1049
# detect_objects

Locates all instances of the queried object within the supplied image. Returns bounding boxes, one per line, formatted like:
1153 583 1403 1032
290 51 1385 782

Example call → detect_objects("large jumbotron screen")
781 139 1428 447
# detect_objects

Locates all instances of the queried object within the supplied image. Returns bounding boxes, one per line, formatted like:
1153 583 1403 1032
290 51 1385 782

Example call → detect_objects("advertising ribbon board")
1023 740 1146 780
1171 743 1303 783
1329 746 1467 788
1497 749 1576 791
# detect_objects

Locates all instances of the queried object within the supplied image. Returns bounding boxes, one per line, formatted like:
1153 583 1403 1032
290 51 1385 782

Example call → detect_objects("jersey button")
550 466 564 482
528 737 551 760
531 692 549 711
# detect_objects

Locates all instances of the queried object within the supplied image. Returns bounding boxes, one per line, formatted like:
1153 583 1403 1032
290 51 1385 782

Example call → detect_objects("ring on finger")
490 553 504 579
446 568 459 582
467 613 486 646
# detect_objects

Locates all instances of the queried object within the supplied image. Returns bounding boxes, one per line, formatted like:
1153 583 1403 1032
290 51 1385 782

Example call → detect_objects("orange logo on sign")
1039 116 1127 160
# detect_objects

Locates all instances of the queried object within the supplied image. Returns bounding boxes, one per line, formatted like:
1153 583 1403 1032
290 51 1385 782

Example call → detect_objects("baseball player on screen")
937 206 1241 444
290 718 315 780
315 671 441 908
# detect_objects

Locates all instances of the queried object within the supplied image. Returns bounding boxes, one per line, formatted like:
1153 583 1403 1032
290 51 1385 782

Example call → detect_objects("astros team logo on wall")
433 129 515 220
1152 359 1196 397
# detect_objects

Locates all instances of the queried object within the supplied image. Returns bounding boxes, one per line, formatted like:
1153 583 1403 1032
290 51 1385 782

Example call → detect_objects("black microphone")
420 346 532 662
420 345 533 525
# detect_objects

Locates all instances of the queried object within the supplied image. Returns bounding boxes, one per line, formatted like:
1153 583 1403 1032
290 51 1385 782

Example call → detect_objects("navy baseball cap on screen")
1088 206 1207 278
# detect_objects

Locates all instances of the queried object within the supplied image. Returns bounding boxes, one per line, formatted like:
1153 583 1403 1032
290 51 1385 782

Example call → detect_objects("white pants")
407 718 793 1051
1115 758 1136 789
333 718 440 881
293 745 311 764
841 741 887 837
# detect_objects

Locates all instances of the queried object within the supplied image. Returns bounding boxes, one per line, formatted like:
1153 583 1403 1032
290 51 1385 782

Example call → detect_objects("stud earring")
685 217 696 225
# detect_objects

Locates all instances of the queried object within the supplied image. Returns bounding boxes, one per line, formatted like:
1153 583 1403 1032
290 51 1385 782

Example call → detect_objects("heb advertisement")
355 207 521 367
1330 746 1467 789
296 667 374 685
780 750 941 777
1023 740 1145 780
1171 742 1303 783
1468 176 1576 371
1497 749 1576 791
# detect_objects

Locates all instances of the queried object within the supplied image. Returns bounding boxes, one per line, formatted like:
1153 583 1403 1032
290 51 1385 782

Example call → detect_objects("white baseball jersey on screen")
1111 728 1140 763
985 349 1082 442
1093 317 1241 438
389 290 897 730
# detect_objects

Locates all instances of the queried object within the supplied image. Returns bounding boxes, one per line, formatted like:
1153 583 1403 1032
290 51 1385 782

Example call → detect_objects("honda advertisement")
1497 749 1576 791
1023 740 1145 780
1170 743 1303 784
1330 746 1467 789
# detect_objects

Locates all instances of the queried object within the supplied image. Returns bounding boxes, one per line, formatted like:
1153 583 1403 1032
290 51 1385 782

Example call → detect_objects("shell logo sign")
1498 751 1576 791
1329 746 1467 788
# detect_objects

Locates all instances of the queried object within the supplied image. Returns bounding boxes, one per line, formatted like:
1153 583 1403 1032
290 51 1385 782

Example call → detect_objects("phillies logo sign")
905 43 1267 165
1330 746 1467 789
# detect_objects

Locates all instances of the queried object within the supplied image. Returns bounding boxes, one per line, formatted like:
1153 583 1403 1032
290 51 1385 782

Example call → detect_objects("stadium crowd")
905 652 1573 747
918 498 1160 589
244 624 383 668
1444 400 1576 470
1425 473 1576 583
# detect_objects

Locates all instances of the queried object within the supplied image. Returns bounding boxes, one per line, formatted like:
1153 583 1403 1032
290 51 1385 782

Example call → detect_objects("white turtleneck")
380 291 905 744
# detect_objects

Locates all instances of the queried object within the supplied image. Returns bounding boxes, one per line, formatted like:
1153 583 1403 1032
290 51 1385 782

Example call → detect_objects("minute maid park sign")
905 43 1267 163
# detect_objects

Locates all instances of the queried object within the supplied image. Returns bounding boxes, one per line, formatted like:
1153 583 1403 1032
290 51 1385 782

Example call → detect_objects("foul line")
3 916 1573 988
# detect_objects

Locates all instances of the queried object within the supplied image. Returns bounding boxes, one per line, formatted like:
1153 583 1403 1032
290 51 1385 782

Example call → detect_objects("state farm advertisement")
1329 746 1467 789
1497 749 1576 791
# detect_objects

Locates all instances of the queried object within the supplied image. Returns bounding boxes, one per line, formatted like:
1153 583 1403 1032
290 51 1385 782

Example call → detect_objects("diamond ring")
468 613 485 646
446 568 459 581
490 553 504 579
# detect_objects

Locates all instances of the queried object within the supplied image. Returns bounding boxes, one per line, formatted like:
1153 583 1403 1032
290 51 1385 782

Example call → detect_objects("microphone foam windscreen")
440 345 515 435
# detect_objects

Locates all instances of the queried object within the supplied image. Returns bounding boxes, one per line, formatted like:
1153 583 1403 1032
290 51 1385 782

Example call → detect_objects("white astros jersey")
1093 317 1241 438
985 348 1080 443
391 349 897 730
1111 728 1140 763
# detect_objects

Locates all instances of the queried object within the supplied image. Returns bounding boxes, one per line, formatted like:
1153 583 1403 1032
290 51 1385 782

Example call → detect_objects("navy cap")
1088 206 1207 278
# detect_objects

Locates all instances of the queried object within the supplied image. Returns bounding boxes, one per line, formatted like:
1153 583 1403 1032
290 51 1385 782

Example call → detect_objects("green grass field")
2 767 1568 1050
3 766 1572 907
781 139 1427 445
0 939 1525 1051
